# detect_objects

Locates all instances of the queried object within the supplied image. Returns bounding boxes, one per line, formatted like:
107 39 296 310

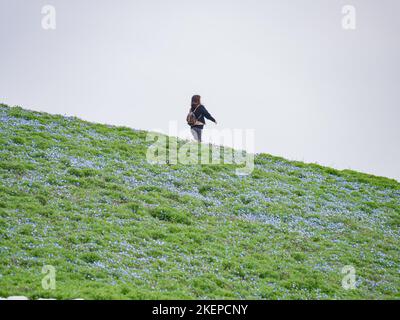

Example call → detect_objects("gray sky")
1 0 399 181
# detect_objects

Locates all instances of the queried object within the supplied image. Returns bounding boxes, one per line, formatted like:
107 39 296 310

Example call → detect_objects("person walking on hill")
186 95 217 142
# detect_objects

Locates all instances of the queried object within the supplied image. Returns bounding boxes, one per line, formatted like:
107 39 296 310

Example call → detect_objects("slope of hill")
0 103 399 299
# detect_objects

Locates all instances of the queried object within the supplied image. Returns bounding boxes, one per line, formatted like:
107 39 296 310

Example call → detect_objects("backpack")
186 105 204 126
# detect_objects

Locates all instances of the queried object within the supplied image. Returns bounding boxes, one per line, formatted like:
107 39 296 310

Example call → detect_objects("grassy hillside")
0 103 399 299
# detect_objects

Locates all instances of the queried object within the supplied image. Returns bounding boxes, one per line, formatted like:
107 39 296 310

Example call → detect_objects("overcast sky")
1 0 399 181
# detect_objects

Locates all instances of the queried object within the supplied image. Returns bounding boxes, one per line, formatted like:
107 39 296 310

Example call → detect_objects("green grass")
0 103 399 299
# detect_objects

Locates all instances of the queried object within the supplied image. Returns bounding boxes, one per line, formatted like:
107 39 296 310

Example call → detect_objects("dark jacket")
191 105 216 129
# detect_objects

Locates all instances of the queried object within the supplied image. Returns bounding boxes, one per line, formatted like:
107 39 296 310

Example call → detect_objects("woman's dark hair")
191 95 201 110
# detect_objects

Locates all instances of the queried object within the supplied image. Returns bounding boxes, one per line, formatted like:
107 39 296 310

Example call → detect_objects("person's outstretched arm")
201 106 217 123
